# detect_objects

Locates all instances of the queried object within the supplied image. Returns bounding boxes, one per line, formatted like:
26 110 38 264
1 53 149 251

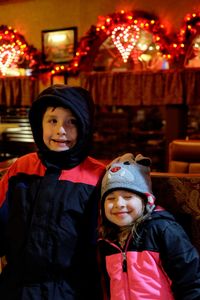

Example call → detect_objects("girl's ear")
135 154 151 167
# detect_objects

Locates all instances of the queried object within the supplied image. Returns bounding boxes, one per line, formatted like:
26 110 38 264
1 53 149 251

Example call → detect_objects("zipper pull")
122 252 127 272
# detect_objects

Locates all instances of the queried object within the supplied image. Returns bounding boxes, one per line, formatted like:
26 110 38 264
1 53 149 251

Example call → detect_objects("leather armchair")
168 139 200 173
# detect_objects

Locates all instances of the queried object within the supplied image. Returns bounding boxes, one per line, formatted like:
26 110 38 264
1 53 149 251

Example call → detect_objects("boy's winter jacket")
0 85 105 300
98 209 200 300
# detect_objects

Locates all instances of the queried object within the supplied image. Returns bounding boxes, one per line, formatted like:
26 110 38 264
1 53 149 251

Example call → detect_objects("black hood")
29 84 94 169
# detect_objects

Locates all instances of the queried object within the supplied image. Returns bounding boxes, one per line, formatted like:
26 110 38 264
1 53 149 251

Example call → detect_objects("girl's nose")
114 196 125 207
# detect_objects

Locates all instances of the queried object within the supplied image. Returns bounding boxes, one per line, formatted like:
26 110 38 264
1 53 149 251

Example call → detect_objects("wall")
0 0 81 49
0 0 200 51
0 0 200 91
0 0 199 166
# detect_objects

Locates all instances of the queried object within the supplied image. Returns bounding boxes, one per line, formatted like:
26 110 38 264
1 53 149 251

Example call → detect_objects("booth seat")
168 139 200 173
0 169 200 272
151 172 200 254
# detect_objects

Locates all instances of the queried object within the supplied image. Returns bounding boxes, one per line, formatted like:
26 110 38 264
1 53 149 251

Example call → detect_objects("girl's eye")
105 197 115 201
124 196 132 200
124 194 132 198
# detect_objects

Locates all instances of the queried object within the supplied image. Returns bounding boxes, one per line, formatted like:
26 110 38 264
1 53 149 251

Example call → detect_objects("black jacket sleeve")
159 221 200 300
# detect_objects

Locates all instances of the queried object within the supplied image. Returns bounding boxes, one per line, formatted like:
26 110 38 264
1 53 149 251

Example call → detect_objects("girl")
98 154 200 300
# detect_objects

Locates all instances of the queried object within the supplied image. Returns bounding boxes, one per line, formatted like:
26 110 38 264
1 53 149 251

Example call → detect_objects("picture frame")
50 74 68 85
42 27 77 64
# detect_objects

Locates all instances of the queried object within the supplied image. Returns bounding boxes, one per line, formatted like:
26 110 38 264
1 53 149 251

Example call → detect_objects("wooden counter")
0 76 39 106
80 68 200 106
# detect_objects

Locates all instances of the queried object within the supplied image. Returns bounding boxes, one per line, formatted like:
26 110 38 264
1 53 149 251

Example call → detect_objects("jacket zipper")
122 252 127 272
122 233 132 272
99 235 132 273
99 237 131 299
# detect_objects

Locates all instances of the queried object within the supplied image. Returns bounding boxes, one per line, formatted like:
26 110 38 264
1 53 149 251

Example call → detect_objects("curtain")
80 69 200 106
0 77 39 106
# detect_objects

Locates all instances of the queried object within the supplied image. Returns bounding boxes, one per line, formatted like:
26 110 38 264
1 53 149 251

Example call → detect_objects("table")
0 123 20 134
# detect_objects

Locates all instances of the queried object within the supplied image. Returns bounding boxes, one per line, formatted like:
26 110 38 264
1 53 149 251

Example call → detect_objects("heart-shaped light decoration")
111 24 140 63
0 44 18 75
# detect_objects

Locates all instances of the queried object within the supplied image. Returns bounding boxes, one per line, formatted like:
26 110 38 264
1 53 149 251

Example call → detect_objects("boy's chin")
52 147 70 152
47 142 72 152
48 145 70 152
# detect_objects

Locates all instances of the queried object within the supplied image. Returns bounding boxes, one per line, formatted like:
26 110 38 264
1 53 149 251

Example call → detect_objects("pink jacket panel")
106 250 175 300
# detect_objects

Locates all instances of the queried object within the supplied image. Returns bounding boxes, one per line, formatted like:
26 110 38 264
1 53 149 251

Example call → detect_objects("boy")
0 84 105 300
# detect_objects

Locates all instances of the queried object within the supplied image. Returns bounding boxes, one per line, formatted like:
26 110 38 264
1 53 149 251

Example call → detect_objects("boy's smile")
42 106 78 152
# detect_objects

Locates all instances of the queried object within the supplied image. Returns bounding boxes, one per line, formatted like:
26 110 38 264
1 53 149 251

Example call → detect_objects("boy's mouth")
52 139 68 143
51 139 71 147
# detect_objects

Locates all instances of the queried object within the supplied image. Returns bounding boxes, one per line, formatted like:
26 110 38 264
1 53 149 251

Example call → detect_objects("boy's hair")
100 154 156 240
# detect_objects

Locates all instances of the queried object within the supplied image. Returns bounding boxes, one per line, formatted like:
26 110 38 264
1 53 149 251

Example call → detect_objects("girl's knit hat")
101 153 155 212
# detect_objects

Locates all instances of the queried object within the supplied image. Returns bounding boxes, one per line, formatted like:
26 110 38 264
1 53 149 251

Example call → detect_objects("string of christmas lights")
51 10 200 76
0 25 41 76
51 10 171 75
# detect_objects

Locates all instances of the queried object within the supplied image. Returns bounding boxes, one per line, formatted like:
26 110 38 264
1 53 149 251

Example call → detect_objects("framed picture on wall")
50 74 68 85
42 27 77 64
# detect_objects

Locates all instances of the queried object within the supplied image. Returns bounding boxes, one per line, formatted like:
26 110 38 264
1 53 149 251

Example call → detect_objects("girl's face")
104 190 144 227
42 107 78 151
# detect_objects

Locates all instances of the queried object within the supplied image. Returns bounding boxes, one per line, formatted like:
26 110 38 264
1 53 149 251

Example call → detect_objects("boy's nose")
57 125 66 134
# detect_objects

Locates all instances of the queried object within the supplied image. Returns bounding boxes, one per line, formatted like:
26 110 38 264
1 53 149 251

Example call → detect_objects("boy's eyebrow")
44 112 76 118
43 113 57 118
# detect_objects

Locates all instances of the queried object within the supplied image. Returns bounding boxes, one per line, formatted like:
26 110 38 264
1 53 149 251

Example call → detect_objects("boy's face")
42 106 78 152
104 190 144 227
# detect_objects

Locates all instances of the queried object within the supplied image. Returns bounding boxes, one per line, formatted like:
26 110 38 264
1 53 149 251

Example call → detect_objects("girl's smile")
104 189 144 227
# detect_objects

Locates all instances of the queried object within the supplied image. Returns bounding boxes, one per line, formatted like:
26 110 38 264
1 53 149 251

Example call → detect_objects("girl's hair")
99 192 153 243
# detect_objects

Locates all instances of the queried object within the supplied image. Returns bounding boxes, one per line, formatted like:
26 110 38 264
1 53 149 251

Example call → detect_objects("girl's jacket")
98 209 200 300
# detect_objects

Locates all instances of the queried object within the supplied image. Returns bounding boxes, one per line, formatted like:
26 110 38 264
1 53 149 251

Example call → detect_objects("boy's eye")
66 118 77 127
49 118 57 124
